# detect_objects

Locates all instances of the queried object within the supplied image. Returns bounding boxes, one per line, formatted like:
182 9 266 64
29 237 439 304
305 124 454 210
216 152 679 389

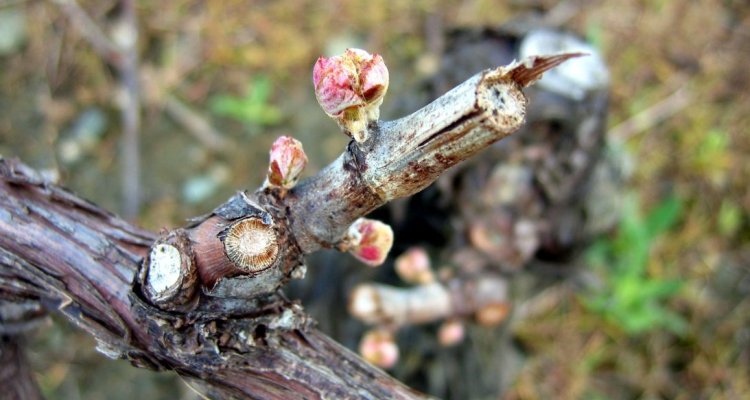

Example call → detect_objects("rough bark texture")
0 159 420 399
0 54 576 399
288 55 577 254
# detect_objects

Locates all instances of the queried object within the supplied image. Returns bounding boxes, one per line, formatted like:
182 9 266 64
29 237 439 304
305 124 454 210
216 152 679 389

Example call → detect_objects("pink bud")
475 303 510 327
438 319 465 347
395 247 435 285
355 49 389 104
313 55 360 117
266 136 308 189
312 48 389 142
359 329 399 369
345 218 393 267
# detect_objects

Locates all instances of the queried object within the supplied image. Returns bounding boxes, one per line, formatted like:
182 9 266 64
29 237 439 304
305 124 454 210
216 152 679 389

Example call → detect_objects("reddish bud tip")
345 218 394 267
266 136 308 190
438 319 465 347
394 247 434 285
312 48 389 143
359 329 399 369
475 303 511 327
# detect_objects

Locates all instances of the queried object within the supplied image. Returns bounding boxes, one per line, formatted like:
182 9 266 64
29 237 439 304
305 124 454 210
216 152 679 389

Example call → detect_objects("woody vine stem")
0 49 580 399
141 51 581 306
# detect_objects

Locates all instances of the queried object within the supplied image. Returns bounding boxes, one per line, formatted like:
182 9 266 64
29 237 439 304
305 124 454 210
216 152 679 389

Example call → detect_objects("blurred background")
0 0 748 399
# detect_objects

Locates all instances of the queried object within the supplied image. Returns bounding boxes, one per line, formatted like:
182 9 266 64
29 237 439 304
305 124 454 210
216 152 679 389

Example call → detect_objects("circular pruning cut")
220 217 279 273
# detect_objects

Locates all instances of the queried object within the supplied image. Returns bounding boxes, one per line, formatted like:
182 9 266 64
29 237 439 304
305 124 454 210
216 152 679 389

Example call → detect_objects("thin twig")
542 0 581 27
513 284 572 322
116 0 141 219
163 95 229 151
52 0 142 218
51 0 122 67
609 85 692 143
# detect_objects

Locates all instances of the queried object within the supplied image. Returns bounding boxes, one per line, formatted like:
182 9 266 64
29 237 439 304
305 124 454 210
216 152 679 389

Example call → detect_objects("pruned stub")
147 244 182 296
220 217 279 274
140 229 198 310
478 78 526 130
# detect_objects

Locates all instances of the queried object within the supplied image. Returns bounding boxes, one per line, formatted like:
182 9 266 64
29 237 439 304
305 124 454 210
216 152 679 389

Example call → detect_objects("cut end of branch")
348 283 451 326
502 52 587 88
219 217 279 274
146 244 183 294
142 230 198 311
349 284 382 324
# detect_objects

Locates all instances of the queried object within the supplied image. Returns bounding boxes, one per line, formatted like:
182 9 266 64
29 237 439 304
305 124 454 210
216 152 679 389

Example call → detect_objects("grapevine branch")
0 52 579 399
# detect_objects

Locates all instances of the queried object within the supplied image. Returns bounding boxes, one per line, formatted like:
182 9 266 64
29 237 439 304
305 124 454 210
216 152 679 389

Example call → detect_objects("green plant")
209 75 283 127
583 194 687 335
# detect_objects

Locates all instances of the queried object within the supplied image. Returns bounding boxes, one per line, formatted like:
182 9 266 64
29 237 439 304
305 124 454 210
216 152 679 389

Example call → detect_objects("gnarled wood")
0 158 422 399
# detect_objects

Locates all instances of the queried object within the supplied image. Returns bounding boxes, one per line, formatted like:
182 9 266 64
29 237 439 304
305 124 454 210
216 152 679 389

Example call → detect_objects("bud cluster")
313 48 389 143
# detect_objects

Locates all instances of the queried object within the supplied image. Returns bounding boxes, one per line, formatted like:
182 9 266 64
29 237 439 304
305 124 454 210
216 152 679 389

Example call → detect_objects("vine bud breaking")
438 319 465 347
394 247 435 285
359 329 399 369
265 136 308 190
312 48 389 143
343 218 393 266
475 302 511 327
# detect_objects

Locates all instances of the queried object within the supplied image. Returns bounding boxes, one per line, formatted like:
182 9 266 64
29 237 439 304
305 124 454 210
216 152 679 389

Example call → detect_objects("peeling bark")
0 159 422 399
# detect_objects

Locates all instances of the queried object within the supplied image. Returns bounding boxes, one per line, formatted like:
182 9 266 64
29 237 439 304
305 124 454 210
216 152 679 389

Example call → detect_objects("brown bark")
0 54 577 399
287 55 578 254
0 159 420 399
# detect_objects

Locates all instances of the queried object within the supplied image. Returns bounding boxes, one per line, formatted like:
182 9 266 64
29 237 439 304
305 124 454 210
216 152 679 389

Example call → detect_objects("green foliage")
585 21 604 51
209 75 283 127
693 128 730 183
718 199 742 237
695 128 729 165
583 194 687 335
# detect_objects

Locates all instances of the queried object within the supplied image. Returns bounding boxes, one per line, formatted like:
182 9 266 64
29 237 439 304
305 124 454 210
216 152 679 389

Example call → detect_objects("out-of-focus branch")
349 276 510 327
347 247 513 367
163 94 229 151
0 299 47 399
53 0 142 219
0 335 45 400
609 85 691 143
51 0 122 66
53 0 231 217
116 0 141 219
